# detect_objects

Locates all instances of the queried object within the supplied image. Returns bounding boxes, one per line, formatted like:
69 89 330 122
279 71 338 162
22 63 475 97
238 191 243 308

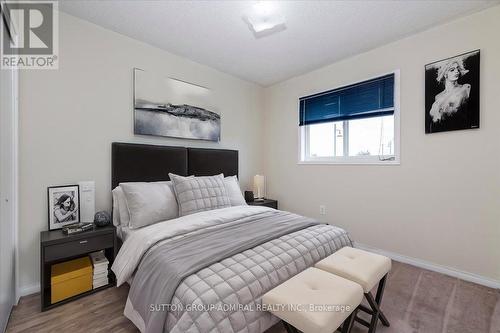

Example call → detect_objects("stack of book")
89 251 109 289
62 222 93 235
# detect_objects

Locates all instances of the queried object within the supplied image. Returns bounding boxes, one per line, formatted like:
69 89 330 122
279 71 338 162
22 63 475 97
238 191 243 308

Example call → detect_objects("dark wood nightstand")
246 199 278 209
40 225 117 311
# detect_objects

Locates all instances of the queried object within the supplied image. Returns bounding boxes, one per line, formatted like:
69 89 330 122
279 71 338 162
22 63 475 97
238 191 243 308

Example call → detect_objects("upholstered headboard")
111 142 238 189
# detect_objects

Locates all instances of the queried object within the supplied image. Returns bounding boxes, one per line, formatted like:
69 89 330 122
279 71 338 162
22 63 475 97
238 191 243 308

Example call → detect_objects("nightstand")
40 225 117 311
246 199 278 209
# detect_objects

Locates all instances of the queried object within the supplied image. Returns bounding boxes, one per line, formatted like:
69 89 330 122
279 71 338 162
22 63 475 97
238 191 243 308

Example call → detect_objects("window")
299 71 399 164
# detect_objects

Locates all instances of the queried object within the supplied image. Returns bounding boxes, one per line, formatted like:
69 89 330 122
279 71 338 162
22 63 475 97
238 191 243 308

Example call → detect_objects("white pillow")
120 181 178 229
169 173 231 216
224 176 247 206
112 186 131 227
112 188 120 226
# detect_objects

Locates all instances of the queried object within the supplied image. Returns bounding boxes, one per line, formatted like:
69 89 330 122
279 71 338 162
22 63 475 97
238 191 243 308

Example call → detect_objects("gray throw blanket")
128 209 318 333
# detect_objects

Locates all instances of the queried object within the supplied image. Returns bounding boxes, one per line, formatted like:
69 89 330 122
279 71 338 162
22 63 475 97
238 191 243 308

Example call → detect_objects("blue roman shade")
299 74 395 126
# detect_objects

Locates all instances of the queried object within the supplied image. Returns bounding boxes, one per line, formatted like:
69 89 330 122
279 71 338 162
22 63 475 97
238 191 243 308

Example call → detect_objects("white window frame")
298 70 400 165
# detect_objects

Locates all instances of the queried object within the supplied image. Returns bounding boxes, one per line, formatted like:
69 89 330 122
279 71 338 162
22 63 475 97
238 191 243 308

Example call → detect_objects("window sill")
298 158 400 165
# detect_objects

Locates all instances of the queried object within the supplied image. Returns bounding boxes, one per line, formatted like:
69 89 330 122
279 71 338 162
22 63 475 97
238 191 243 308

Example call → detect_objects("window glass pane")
348 115 394 156
334 122 344 157
307 122 343 157
380 115 394 156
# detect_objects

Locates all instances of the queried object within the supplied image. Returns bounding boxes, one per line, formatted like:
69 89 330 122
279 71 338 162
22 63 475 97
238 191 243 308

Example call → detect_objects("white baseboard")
354 242 500 290
17 283 40 301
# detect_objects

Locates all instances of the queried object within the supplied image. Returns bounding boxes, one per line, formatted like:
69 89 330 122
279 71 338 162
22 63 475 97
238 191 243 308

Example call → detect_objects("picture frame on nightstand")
47 185 80 231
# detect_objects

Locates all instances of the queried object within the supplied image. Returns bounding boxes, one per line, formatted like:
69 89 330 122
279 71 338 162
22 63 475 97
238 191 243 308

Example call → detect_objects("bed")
110 142 353 333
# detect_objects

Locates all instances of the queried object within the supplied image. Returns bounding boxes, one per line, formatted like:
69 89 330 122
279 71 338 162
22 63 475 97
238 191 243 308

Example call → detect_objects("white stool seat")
315 247 391 293
262 267 363 333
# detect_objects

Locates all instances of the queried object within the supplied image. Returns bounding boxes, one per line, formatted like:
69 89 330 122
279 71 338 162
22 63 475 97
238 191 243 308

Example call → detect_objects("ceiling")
60 1 499 86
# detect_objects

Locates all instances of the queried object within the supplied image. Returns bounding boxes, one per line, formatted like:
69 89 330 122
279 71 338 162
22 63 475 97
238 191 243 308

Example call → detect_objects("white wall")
18 5 500 293
18 12 264 291
263 6 500 281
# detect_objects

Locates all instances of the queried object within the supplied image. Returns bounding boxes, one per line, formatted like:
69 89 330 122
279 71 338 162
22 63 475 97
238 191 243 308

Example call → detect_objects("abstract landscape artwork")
134 68 220 141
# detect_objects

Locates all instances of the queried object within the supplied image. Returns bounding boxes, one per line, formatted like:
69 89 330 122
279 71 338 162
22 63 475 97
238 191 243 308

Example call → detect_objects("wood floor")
6 261 500 333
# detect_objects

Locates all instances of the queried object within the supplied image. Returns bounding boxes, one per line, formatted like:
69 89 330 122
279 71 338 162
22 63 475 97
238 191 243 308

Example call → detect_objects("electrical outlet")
319 205 326 215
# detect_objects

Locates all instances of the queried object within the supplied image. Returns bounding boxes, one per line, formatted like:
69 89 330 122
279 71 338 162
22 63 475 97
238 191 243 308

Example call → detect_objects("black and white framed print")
48 185 80 230
133 68 221 142
425 50 480 134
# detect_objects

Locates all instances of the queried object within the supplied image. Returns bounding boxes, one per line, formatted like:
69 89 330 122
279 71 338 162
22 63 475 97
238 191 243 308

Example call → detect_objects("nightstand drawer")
44 234 114 262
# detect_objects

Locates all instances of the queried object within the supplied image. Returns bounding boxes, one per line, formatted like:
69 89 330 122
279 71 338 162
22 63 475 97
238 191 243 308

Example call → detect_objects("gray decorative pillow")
169 173 231 216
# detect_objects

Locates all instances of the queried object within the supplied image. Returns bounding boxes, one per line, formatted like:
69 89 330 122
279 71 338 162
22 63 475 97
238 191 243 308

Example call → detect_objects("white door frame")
9 34 20 306
11 62 19 306
0 47 19 333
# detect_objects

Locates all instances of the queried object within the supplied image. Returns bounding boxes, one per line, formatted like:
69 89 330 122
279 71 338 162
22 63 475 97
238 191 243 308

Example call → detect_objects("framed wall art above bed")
133 68 221 142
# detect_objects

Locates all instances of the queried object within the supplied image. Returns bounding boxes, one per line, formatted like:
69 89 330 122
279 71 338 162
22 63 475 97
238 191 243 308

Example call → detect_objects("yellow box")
51 256 92 304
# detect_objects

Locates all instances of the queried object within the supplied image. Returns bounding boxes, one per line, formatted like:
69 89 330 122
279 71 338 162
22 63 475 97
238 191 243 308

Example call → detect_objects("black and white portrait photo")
425 50 480 134
134 68 221 142
48 185 80 230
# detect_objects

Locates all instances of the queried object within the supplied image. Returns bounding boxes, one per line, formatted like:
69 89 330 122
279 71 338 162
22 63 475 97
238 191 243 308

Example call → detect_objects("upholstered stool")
262 267 363 333
315 247 391 333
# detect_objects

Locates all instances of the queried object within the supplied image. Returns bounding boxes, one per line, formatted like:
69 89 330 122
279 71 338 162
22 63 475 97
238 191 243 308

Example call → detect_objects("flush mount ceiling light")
243 1 286 38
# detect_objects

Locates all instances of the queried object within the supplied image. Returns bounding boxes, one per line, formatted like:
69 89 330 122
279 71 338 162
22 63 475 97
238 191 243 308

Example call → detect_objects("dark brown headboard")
111 142 238 189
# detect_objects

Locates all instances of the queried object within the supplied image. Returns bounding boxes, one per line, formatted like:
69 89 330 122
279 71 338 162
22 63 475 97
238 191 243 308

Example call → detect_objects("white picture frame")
47 185 80 230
